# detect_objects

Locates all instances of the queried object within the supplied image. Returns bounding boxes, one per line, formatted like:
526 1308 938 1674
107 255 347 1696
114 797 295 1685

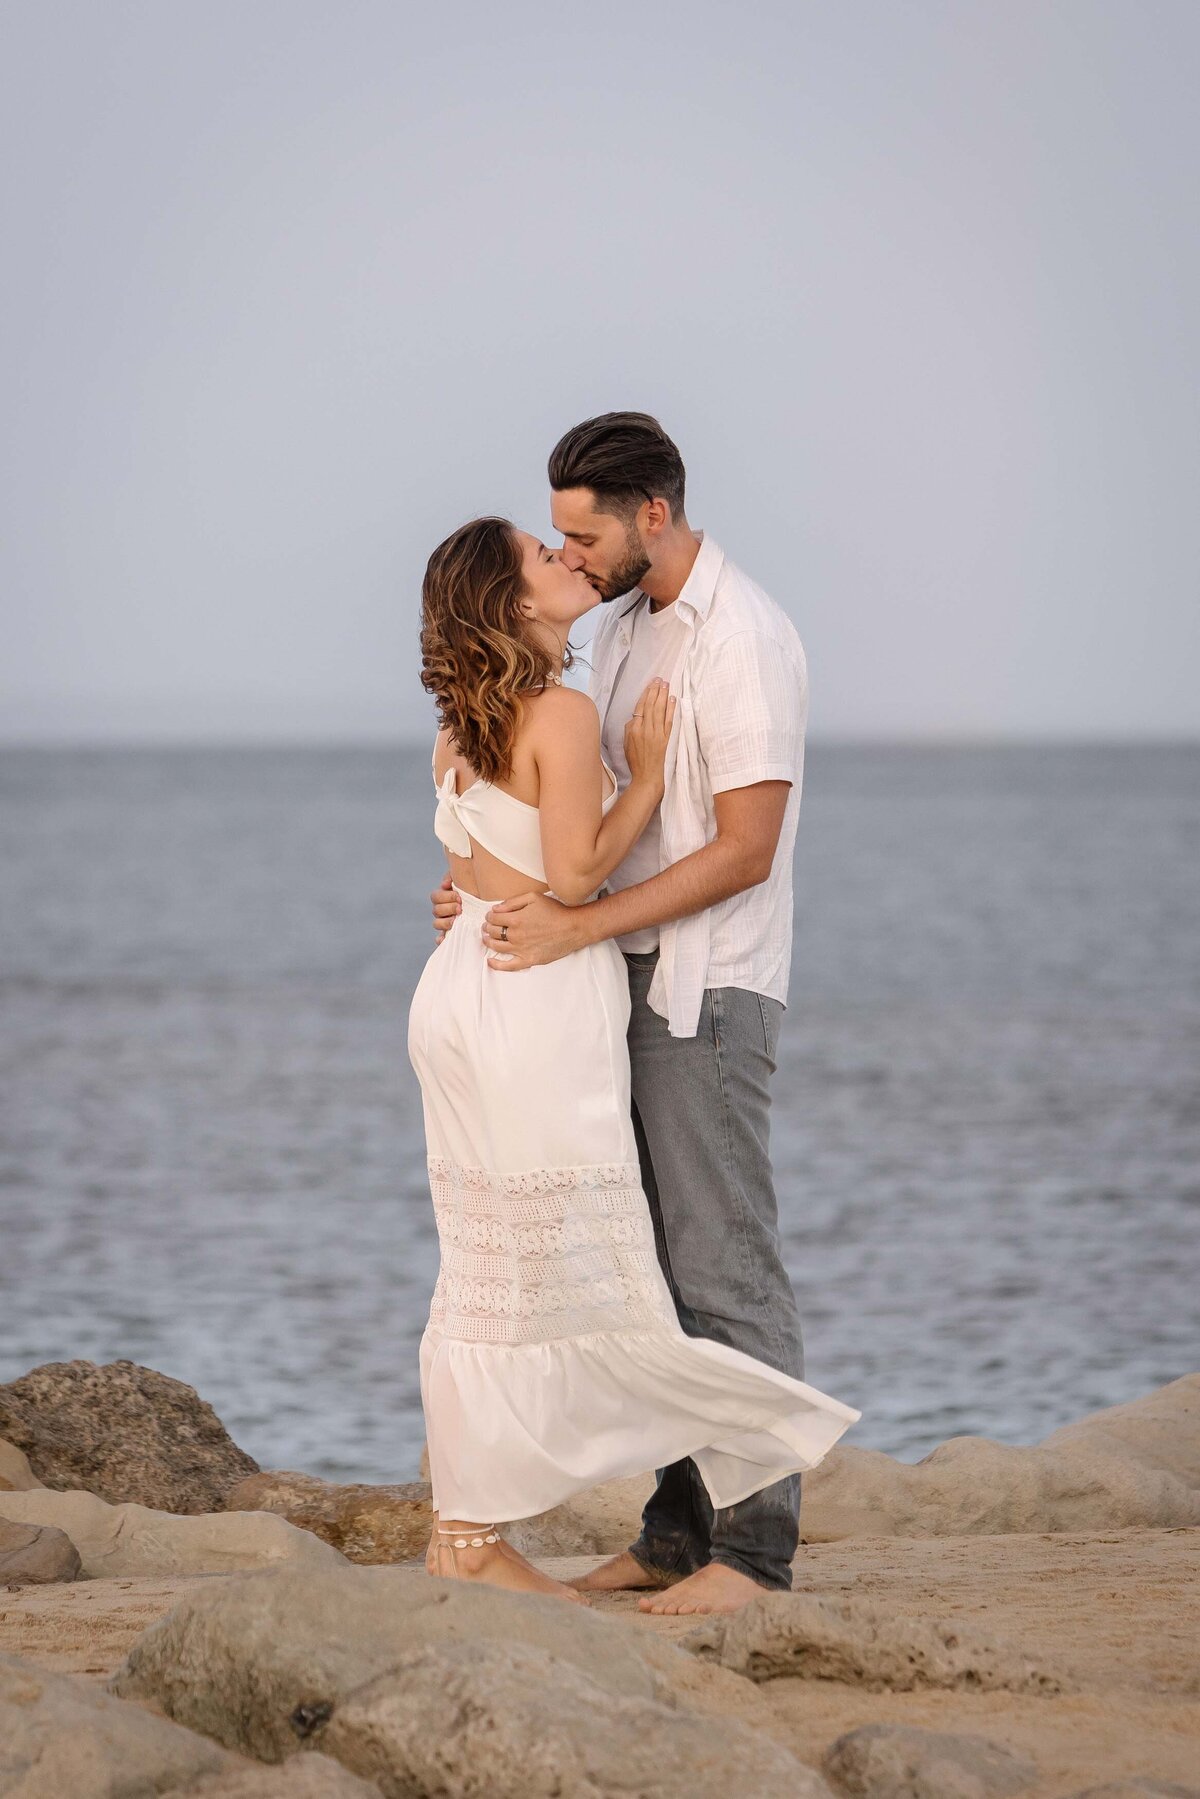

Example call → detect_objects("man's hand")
431 872 461 944
482 891 589 970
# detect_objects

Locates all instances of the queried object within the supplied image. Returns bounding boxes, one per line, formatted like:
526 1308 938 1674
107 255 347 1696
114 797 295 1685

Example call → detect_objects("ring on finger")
499 924 509 942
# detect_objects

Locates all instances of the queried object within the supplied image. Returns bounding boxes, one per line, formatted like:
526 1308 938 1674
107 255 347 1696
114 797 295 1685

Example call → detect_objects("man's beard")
595 524 651 602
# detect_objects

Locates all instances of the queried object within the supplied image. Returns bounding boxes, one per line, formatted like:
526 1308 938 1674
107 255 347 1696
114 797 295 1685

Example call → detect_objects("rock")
684 1592 1071 1694
110 1558 762 1771
0 1487 344 1579
224 1470 433 1563
186 1766 380 1797
319 1636 825 1799
1040 1378 1200 1486
0 1360 258 1512
110 1560 685 1758
1063 1786 1200 1799
823 1724 1037 1799
507 1470 654 1558
188 1767 380 1797
0 1648 376 1797
418 1440 651 1557
1 1648 220 1796
0 1439 43 1492
801 1376 1200 1540
0 1516 82 1585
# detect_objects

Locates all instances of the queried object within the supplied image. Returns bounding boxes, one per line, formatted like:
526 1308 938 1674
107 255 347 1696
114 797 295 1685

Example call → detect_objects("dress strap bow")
433 767 473 858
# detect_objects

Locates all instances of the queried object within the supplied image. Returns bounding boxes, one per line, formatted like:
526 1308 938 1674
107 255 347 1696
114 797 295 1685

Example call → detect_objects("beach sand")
5 1526 1196 1794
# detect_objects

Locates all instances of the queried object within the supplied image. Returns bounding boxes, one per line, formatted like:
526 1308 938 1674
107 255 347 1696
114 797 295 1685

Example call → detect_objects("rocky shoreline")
1 1361 1197 1797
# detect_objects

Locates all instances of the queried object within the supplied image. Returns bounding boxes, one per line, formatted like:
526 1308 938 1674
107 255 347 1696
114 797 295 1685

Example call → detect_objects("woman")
408 516 859 1603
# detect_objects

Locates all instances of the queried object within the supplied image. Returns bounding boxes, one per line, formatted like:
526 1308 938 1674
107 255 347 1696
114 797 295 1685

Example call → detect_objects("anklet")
438 1527 501 1549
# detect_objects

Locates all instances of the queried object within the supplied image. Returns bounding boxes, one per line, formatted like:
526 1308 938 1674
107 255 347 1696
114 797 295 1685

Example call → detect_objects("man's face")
551 487 651 602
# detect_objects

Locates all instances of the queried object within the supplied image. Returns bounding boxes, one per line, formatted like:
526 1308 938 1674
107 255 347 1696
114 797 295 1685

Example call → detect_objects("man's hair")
548 411 686 522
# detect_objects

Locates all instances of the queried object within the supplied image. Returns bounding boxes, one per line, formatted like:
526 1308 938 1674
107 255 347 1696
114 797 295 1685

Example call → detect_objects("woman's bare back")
433 690 594 901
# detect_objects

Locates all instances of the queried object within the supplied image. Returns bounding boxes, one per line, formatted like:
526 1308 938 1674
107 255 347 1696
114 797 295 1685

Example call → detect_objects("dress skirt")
407 884 860 1524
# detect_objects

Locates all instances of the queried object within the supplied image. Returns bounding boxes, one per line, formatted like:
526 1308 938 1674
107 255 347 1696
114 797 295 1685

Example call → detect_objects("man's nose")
559 541 584 571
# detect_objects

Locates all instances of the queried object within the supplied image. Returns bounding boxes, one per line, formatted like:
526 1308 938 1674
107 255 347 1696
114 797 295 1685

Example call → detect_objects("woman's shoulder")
523 683 601 736
432 724 466 782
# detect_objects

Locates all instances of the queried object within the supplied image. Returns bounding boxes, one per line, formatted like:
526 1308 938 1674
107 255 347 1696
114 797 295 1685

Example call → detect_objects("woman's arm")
531 682 675 905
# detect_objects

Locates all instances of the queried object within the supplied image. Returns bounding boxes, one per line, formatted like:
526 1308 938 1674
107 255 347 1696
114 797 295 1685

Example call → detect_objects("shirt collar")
615 530 722 635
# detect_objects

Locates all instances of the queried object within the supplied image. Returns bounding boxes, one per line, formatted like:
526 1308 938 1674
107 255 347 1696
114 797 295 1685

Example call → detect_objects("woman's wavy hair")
419 517 573 784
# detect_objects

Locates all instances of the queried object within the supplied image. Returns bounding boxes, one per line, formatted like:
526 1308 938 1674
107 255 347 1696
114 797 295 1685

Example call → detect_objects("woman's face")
514 529 598 633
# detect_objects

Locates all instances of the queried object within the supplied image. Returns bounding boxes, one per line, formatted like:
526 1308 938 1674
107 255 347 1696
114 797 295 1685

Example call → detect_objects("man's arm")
481 780 789 967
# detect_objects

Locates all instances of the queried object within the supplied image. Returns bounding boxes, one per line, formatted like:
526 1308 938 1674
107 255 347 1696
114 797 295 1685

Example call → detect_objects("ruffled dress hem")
419 1321 860 1524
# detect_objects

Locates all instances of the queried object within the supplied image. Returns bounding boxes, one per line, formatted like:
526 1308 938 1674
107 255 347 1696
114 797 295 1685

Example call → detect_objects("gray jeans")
623 950 804 1591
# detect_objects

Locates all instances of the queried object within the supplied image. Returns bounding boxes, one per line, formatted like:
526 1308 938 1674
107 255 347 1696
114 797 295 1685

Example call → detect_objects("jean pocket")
757 993 783 1062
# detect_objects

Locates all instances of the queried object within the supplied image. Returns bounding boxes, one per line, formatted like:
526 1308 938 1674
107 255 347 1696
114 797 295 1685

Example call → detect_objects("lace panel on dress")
425 1157 677 1345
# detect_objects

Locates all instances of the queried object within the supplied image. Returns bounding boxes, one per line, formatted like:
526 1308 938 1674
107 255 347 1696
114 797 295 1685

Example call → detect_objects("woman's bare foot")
424 1510 440 1575
567 1550 668 1593
637 1562 765 1615
433 1528 590 1605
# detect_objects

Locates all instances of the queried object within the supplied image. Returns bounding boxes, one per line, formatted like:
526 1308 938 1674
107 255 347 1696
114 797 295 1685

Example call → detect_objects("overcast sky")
2 0 1197 742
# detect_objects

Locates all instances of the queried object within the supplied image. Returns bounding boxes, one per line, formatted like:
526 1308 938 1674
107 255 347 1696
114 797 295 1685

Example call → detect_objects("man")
431 412 812 1614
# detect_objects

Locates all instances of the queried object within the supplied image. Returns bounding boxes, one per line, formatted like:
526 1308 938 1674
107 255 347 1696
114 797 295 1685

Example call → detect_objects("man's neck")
640 521 702 609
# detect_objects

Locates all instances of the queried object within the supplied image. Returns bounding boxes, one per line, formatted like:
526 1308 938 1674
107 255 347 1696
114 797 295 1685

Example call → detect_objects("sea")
1 743 1196 1483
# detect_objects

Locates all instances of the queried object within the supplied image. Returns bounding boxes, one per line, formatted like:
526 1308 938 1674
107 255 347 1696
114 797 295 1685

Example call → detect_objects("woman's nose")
559 542 583 571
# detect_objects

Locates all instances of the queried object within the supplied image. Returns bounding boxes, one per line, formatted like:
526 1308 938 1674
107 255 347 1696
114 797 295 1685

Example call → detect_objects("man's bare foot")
637 1561 767 1615
432 1531 590 1605
567 1550 668 1593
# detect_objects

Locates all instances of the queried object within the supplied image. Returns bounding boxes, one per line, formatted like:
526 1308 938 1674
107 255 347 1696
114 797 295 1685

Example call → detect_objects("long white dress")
407 751 860 1524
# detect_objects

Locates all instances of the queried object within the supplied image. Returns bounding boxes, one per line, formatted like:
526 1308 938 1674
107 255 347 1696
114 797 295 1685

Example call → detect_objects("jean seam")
710 988 766 1350
715 989 790 1373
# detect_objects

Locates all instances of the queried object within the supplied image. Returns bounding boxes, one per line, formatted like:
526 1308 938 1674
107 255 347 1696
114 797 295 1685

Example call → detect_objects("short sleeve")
695 628 807 794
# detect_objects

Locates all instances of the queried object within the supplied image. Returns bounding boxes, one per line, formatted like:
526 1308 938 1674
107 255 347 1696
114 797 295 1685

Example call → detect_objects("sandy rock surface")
507 1470 656 1557
0 1517 81 1586
0 1441 42 1494
1 1647 226 1796
802 1376 1200 1540
0 1360 258 1513
1 1527 1197 1796
1063 1786 1200 1799
0 1371 1197 1798
1040 1380 1200 1485
224 1469 433 1563
823 1722 1038 1798
684 1590 1073 1694
0 1487 345 1579
186 1766 380 1798
318 1636 824 1799
108 1559 731 1758
0 1650 374 1797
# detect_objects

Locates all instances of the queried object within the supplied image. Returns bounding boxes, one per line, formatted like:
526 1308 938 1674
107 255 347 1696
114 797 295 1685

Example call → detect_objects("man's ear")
642 497 671 535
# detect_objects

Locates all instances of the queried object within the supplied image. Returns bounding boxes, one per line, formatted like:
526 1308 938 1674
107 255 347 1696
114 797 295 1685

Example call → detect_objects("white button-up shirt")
588 531 807 1038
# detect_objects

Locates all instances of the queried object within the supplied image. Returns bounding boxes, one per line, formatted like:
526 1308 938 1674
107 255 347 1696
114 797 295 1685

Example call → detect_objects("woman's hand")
623 679 676 797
